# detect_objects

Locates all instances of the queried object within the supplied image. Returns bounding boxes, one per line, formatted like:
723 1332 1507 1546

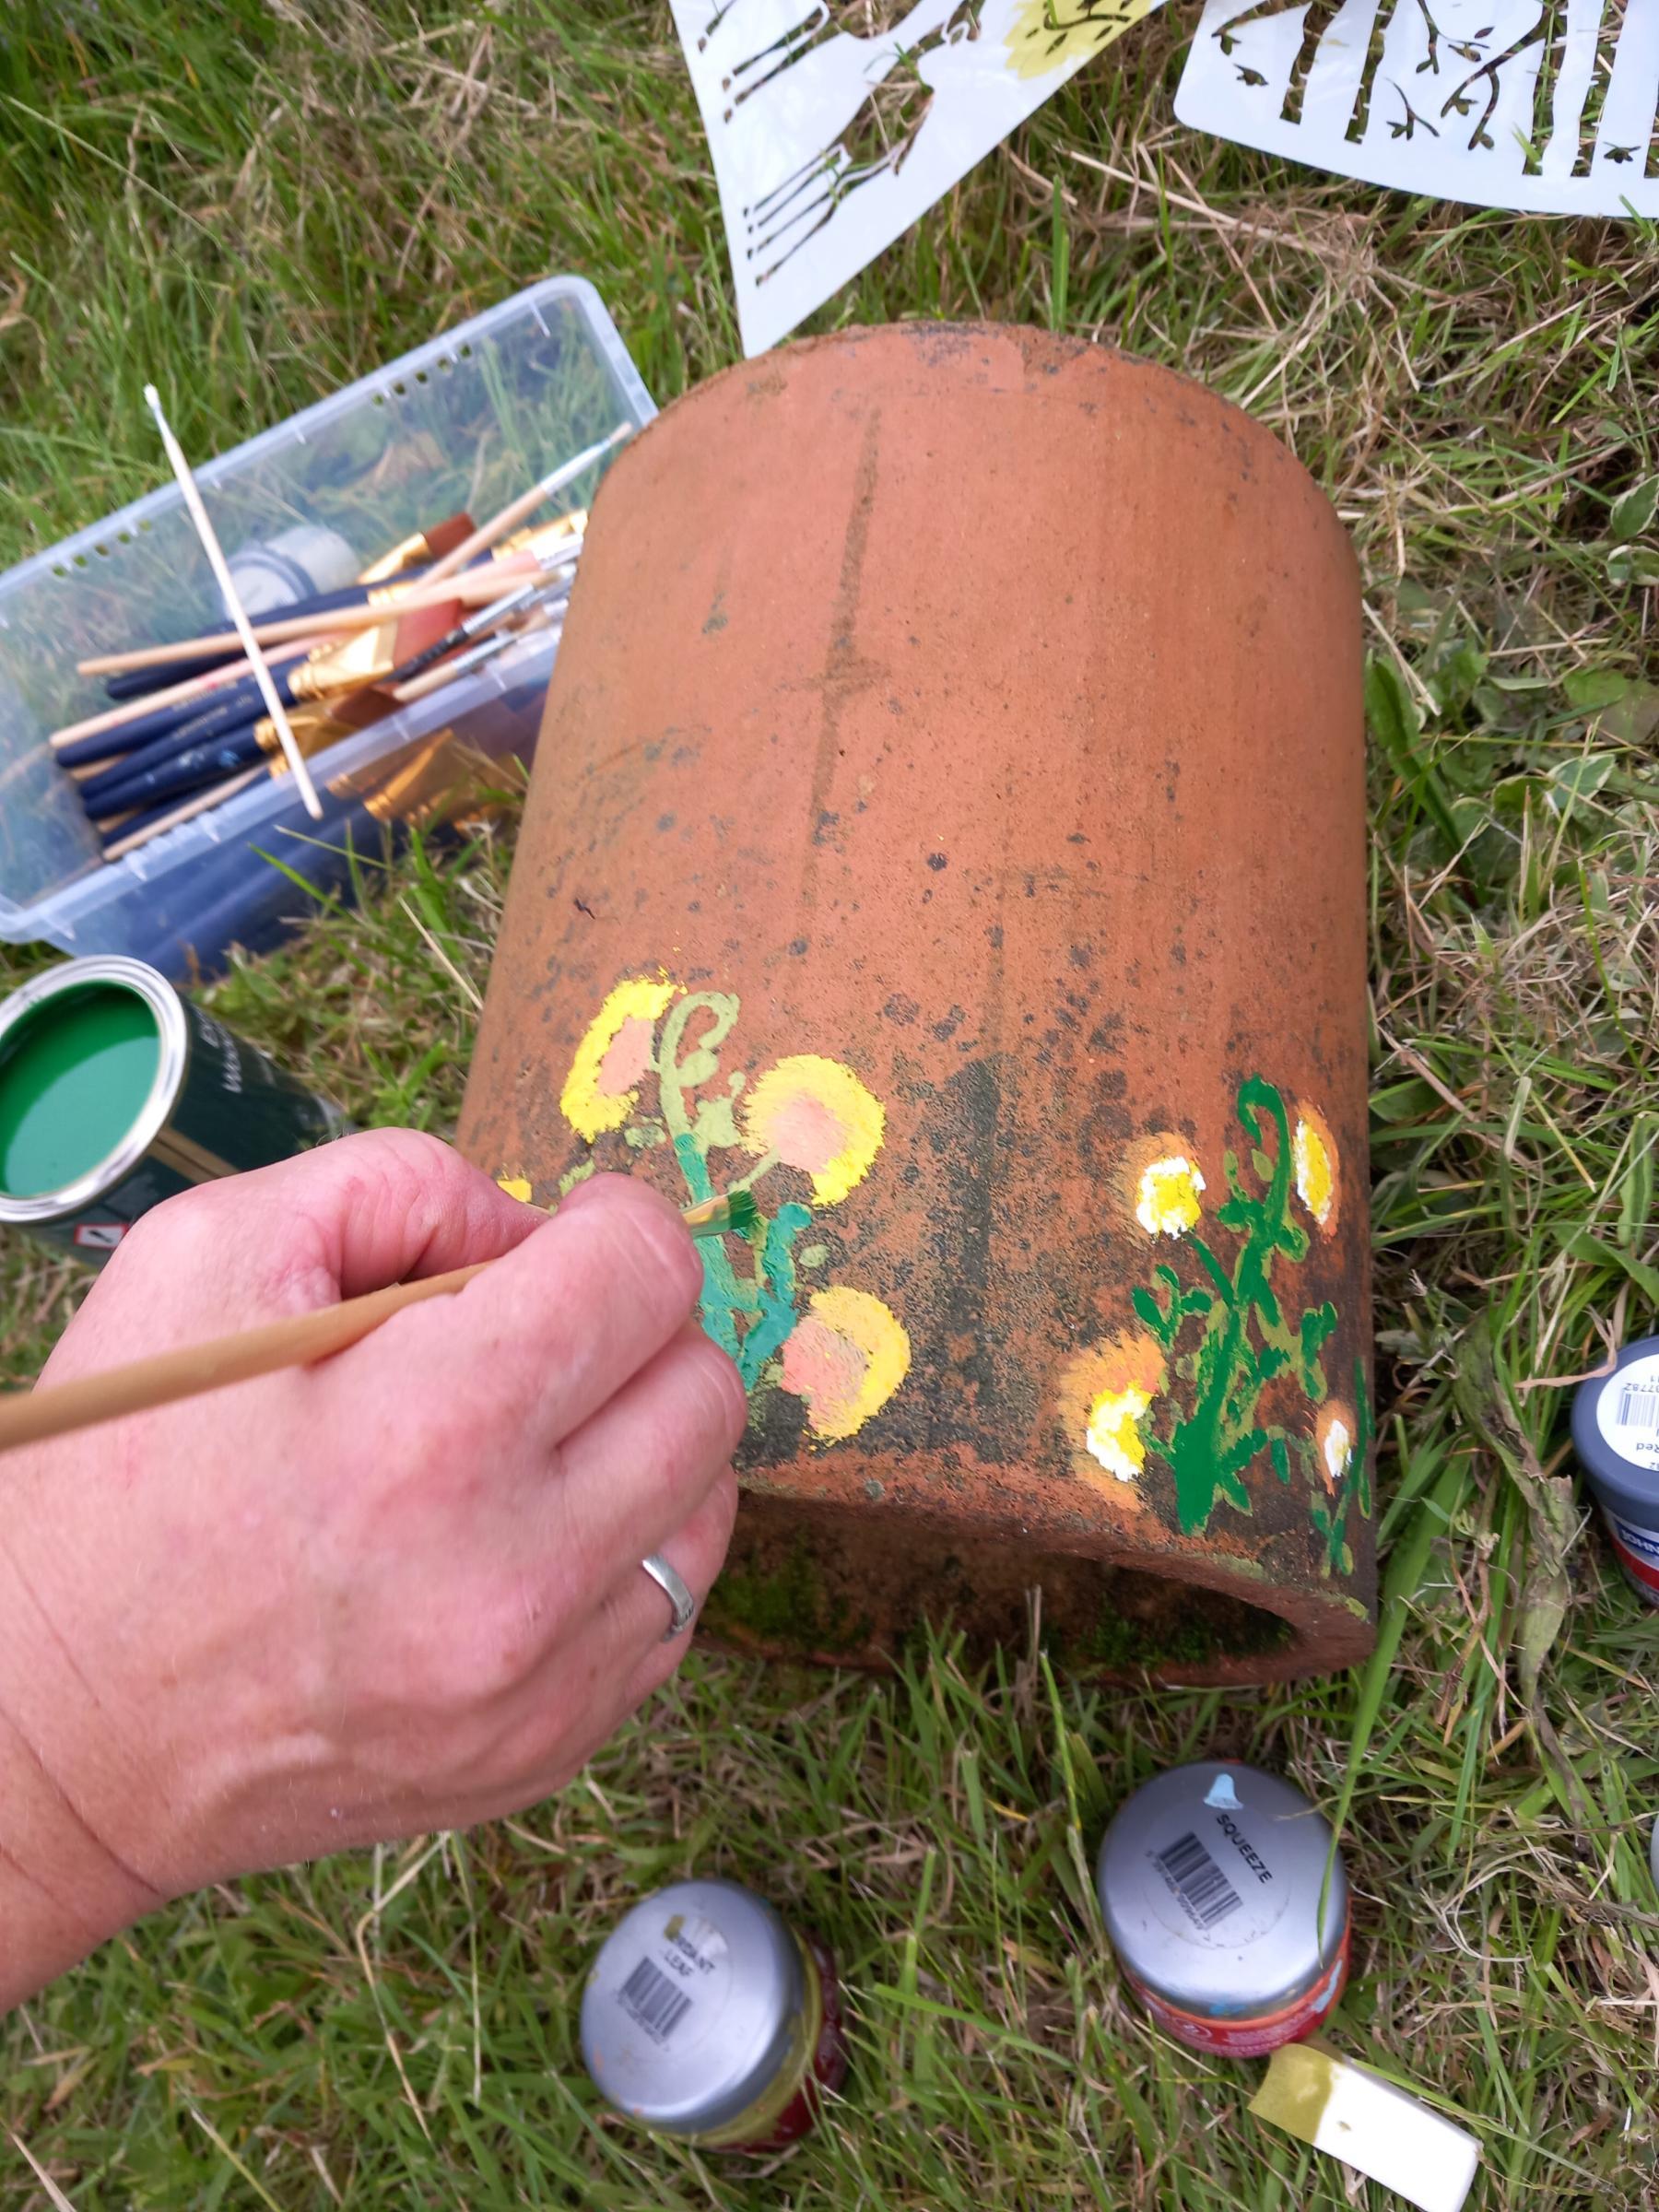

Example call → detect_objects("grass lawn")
3 2 1658 2204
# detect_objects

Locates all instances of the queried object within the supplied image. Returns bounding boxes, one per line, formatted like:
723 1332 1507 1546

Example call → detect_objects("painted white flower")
1316 1402 1356 1493
1135 1153 1206 1239
1292 1105 1338 1231
1086 1383 1154 1483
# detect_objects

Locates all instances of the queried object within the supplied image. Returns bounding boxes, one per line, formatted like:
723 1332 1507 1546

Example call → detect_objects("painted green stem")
656 991 752 1357
1142 1077 1330 1537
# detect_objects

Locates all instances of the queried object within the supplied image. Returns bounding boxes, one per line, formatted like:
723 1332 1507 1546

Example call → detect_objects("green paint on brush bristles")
683 1188 758 1238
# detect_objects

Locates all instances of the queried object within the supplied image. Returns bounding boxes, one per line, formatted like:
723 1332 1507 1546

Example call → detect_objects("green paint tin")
0 956 349 1263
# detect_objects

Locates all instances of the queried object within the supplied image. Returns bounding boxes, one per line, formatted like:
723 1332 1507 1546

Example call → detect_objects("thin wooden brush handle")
76 565 536 678
0 1262 489 1454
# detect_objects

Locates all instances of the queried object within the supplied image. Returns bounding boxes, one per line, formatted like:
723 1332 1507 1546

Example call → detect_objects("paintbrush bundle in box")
53 482 602 862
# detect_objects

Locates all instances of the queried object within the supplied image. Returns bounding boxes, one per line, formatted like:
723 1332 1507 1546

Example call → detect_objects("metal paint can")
579 1878 846 2149
1096 1759 1350 2057
1571 1337 1659 1606
227 523 360 615
0 956 350 1264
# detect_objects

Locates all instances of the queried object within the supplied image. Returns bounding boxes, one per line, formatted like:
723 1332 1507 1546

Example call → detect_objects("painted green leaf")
1132 1286 1172 1343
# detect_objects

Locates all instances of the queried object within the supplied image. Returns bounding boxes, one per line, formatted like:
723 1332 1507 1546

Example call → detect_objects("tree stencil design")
739 1 984 283
1205 0 1643 174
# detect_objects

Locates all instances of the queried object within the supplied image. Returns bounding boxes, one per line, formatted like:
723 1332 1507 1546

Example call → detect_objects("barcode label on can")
1153 1830 1243 1929
1596 1353 1659 1469
618 1955 695 2042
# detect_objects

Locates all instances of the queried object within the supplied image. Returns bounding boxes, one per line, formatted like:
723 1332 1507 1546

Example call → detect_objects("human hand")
0 1132 743 2006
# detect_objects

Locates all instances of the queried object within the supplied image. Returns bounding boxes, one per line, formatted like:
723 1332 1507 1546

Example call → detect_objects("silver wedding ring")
640 1553 698 1641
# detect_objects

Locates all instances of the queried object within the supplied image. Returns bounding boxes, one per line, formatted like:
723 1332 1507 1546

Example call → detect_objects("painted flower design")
781 1286 911 1443
741 1053 886 1207
559 975 679 1142
496 1171 534 1204
1292 1102 1340 1232
1316 1401 1355 1493
1058 1332 1166 1495
1123 1135 1206 1239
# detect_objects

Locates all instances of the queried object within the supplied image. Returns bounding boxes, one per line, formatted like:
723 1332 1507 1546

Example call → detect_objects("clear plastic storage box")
0 276 654 979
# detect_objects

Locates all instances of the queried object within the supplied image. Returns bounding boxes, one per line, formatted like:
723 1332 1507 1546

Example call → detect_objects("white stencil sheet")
1174 0 1659 216
673 0 1165 357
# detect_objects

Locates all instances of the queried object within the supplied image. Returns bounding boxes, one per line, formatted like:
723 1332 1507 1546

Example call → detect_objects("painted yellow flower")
559 975 679 1142
1006 0 1148 83
1292 1102 1340 1232
1316 1401 1355 1494
1058 1333 1165 1497
1121 1134 1206 1239
781 1286 911 1443
496 1171 534 1204
741 1053 885 1207
1087 1382 1155 1483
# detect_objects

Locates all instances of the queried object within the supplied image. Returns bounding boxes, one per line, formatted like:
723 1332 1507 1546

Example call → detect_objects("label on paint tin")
1603 1511 1659 1602
1597 1354 1659 1470
1125 1941 1348 2058
72 1221 128 1250
611 1911 732 2055
1142 1809 1290 1951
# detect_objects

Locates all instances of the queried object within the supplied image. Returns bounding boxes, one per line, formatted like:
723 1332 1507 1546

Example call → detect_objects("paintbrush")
100 768 267 863
143 384 324 818
53 644 329 760
88 706 346 826
76 548 576 678
0 1191 759 1453
81 579 555 818
90 512 480 705
79 506 583 712
419 426 629 585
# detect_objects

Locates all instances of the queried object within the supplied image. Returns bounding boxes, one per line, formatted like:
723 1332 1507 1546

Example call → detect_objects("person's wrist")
0 1478 166 2008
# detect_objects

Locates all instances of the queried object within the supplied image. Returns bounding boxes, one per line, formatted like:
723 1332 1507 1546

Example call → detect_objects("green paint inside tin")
0 984 160 1197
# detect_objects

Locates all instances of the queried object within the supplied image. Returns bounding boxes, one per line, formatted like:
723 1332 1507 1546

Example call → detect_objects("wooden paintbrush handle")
0 1261 490 1454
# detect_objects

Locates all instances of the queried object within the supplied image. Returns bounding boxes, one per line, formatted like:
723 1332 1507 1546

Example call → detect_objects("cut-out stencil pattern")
1175 0 1659 214
671 0 1164 356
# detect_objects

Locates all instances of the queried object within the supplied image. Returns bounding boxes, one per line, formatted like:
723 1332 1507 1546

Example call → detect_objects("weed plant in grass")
2 2 1657 2206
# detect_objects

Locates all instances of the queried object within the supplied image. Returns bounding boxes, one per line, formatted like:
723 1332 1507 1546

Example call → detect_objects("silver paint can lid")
1097 1760 1347 2017
580 1878 804 2136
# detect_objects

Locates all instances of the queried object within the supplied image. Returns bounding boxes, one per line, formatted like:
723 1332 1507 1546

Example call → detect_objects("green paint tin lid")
0 958 184 1219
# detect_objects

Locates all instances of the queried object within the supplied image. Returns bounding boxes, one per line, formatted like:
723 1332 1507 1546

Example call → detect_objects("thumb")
65 1129 546 1372
229 1126 547 1298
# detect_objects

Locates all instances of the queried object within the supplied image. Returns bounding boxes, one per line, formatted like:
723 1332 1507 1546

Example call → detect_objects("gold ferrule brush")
256 705 353 772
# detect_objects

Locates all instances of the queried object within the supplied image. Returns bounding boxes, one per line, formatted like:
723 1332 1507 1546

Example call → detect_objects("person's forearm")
0 1543 159 2010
